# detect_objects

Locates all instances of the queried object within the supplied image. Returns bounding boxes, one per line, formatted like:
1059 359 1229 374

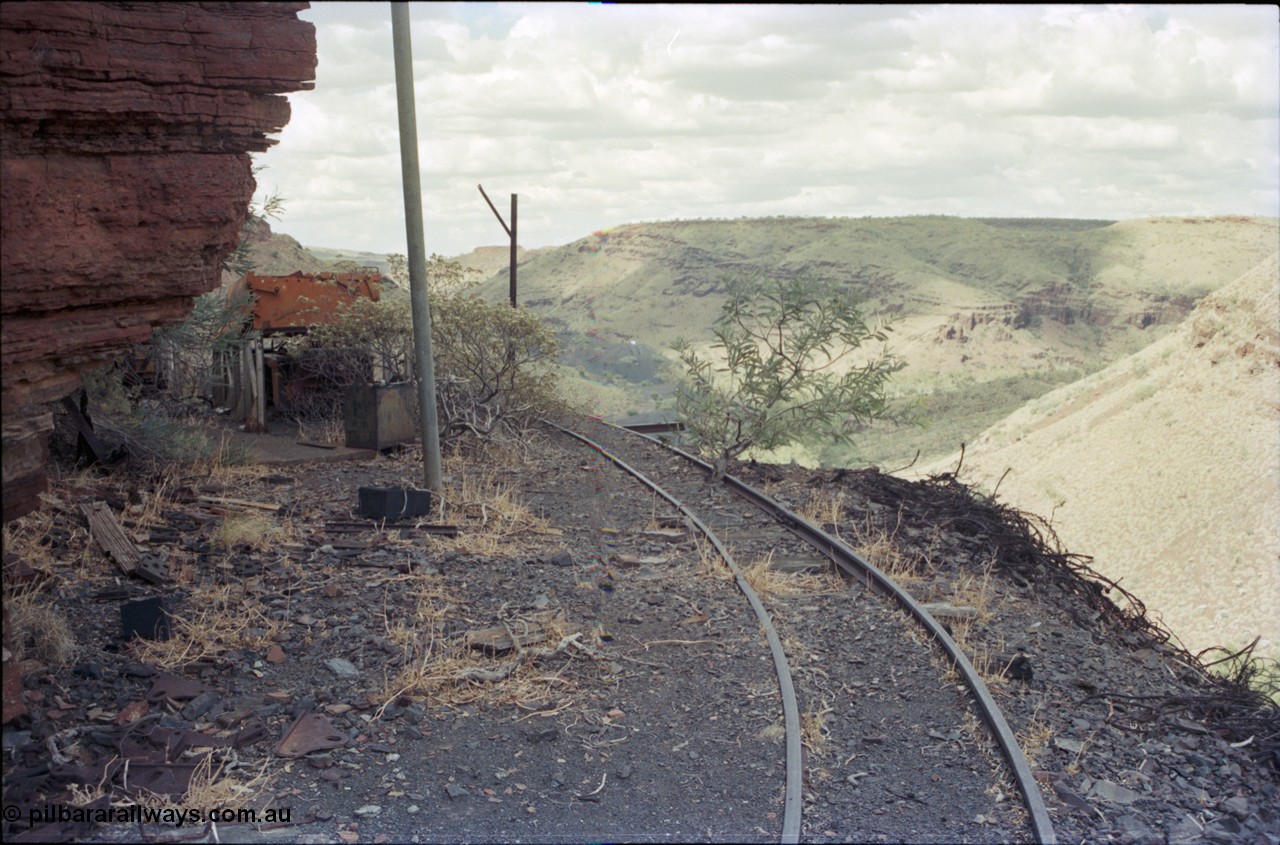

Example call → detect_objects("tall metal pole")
509 193 517 308
391 2 442 492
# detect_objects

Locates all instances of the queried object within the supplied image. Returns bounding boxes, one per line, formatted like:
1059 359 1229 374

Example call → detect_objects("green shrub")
674 272 908 477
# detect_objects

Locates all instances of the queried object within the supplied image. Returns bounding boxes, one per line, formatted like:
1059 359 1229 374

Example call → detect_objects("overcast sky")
253 3 1280 258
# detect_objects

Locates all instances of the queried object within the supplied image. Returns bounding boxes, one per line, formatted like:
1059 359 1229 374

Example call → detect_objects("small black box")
122 596 170 641
358 486 431 520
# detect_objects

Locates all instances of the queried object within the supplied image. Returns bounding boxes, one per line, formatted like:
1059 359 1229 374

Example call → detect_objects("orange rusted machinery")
230 270 382 335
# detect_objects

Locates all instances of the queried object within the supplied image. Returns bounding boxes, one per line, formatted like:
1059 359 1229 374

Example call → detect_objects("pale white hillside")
911 254 1280 658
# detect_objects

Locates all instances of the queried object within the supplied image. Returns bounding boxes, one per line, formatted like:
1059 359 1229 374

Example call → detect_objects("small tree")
673 272 907 478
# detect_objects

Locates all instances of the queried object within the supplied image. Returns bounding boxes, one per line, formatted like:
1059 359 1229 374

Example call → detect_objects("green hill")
468 215 1278 465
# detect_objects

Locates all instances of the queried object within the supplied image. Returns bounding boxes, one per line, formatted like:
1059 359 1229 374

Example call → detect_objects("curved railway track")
545 416 1056 844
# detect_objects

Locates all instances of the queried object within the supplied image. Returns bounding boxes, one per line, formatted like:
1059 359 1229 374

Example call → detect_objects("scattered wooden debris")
196 495 282 514
468 611 564 654
323 521 460 537
80 502 140 575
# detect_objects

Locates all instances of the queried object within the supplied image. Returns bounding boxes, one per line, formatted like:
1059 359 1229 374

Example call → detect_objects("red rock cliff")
1 2 316 521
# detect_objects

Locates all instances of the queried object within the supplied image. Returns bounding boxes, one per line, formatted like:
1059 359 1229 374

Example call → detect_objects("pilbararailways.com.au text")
12 803 291 828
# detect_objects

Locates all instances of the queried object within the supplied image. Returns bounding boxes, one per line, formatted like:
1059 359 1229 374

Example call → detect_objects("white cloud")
251 3 1280 257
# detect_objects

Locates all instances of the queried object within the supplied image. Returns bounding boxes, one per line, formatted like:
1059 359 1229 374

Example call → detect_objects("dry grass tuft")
378 570 576 713
6 589 77 666
215 512 280 551
741 551 838 598
1017 704 1054 768
2 505 63 575
435 466 556 556
802 699 834 758
797 489 847 534
695 537 733 582
129 753 274 817
947 554 1000 625
758 722 786 744
131 583 279 670
846 516 922 588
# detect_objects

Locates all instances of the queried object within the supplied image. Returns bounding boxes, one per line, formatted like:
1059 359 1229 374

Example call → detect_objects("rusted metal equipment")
218 269 382 431
229 270 382 335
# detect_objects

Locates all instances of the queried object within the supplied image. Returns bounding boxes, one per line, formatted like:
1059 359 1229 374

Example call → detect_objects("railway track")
545 416 1057 844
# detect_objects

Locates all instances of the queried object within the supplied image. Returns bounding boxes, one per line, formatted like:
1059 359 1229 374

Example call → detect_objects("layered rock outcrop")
1 2 316 521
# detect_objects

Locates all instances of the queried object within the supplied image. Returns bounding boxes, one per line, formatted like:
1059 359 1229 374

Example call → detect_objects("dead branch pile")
821 462 1280 772
828 464 1148 634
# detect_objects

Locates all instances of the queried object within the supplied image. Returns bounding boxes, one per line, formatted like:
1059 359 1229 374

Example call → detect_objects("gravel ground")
2 421 1277 844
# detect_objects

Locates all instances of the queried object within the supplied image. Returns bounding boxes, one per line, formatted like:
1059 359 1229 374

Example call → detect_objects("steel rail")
603 420 1058 845
543 420 804 844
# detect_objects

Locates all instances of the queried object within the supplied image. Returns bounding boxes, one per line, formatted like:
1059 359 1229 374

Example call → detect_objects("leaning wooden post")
509 193 517 308
477 184 518 308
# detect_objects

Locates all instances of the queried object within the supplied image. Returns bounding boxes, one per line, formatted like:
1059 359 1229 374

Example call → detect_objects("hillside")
910 253 1280 658
473 215 1279 465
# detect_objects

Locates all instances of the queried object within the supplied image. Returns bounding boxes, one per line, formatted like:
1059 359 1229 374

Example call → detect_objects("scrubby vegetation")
674 272 908 477
292 254 568 448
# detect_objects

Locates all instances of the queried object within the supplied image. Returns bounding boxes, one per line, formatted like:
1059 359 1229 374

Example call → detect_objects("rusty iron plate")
275 712 347 758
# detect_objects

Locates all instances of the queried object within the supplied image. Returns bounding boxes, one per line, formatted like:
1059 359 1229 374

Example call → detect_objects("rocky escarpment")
0 2 316 521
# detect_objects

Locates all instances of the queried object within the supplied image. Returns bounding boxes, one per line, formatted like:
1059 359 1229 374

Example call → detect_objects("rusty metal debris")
146 673 213 705
275 712 348 757
230 270 381 334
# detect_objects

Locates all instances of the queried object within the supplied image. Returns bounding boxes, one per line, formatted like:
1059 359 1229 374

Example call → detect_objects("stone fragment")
114 700 149 725
523 727 558 743
1051 783 1091 812
1053 737 1084 754
325 658 359 678
182 691 220 720
354 805 382 817
265 645 287 664
1220 796 1249 818
1090 779 1143 804
1205 817 1243 844
1114 815 1157 842
445 783 468 799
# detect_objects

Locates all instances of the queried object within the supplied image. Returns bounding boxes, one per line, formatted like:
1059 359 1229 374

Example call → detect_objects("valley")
466 214 1277 467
